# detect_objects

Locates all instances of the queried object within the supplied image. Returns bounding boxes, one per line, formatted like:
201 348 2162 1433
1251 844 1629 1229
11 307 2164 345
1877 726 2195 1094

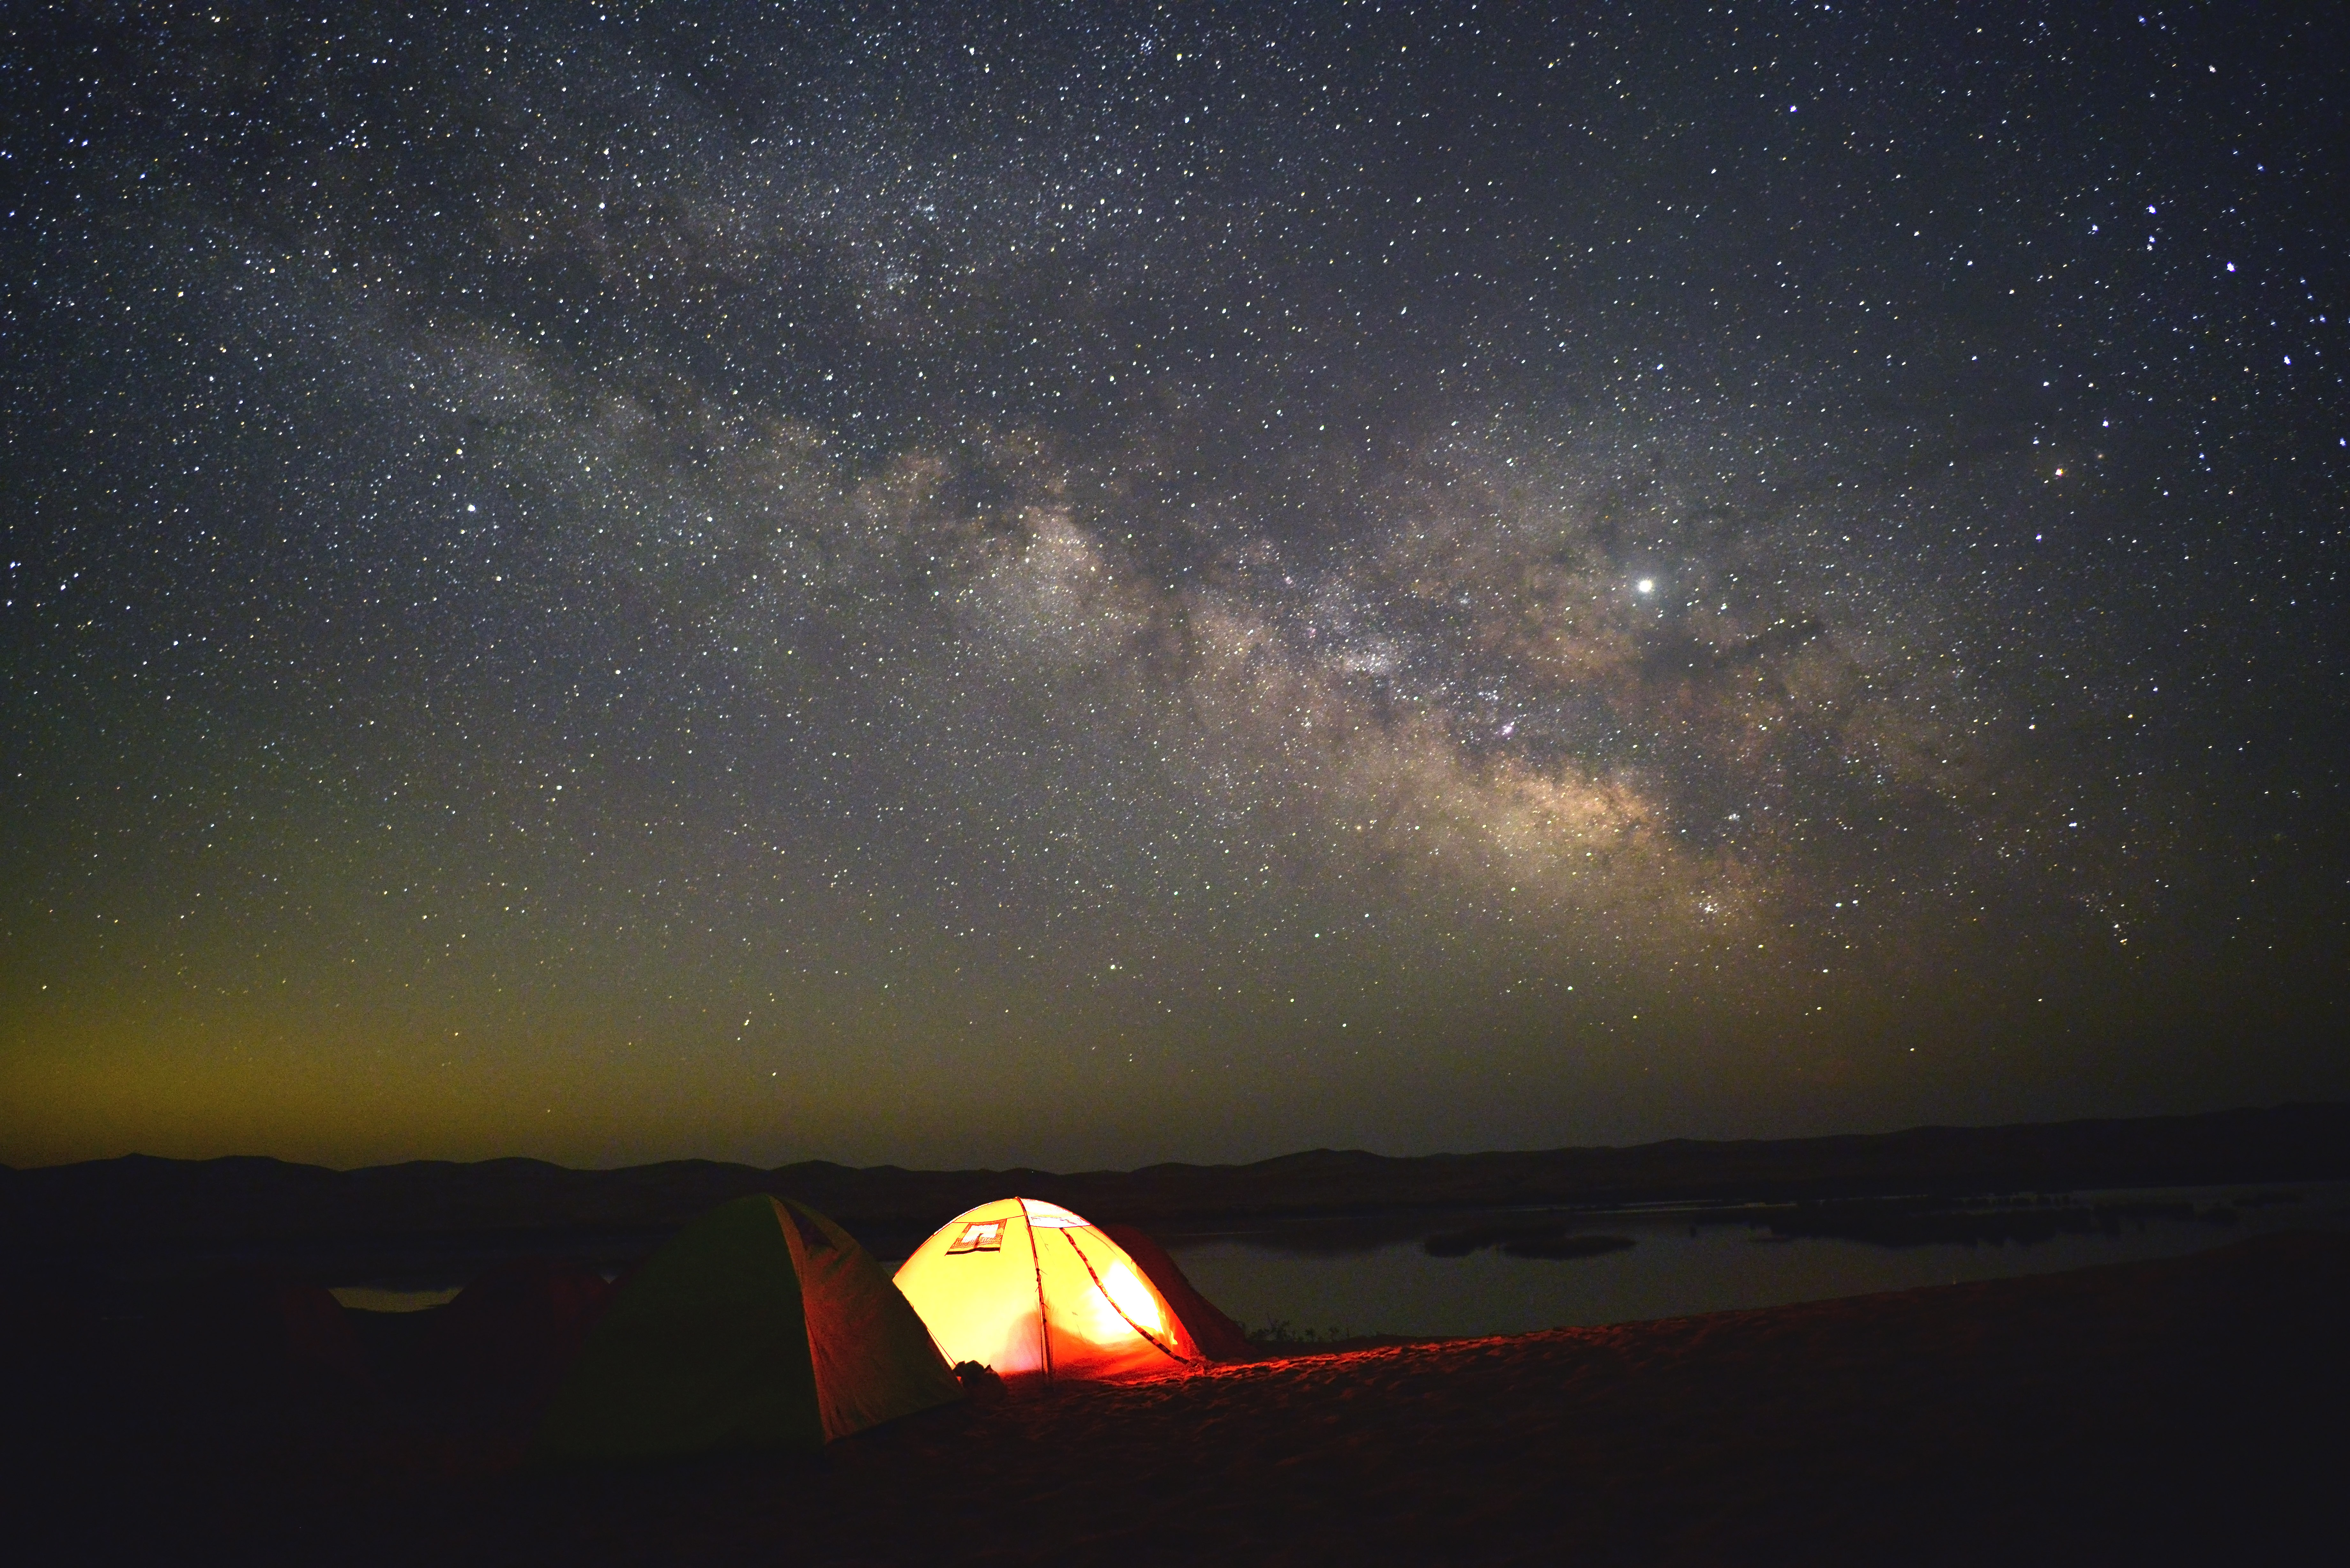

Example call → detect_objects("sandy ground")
13 1231 2346 1565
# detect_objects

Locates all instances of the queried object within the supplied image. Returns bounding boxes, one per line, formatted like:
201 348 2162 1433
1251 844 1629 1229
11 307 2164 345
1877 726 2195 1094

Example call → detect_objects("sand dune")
11 1231 2343 1564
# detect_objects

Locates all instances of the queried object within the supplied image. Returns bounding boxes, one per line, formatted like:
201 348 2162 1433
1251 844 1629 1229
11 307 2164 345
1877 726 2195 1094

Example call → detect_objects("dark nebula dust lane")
4 2 2346 1168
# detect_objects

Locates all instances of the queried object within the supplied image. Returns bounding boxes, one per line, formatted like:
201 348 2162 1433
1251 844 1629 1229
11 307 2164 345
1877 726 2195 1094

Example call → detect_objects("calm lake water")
1150 1182 2350 1341
327 1182 2350 1331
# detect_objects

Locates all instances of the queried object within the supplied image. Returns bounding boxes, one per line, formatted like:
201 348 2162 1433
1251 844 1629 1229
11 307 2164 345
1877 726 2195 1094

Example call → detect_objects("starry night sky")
4 2 2346 1170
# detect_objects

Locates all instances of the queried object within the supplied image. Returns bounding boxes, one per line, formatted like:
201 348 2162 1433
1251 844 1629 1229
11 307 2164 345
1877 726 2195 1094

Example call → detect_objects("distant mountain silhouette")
7 1104 2347 1271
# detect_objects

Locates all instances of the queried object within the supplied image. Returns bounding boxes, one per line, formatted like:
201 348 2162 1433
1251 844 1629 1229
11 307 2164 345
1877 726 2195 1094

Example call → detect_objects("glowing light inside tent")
1099 1259 1166 1336
893 1196 1202 1381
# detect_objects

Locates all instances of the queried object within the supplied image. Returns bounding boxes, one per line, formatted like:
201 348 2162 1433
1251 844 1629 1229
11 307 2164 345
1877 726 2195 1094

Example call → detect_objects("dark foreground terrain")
11 1231 2345 1565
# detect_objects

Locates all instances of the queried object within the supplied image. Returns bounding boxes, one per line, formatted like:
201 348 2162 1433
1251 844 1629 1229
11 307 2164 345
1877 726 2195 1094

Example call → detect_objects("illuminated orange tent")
893 1197 1202 1381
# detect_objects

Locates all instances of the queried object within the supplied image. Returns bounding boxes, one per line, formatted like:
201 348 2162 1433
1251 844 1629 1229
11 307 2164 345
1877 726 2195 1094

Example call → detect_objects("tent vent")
946 1219 1008 1254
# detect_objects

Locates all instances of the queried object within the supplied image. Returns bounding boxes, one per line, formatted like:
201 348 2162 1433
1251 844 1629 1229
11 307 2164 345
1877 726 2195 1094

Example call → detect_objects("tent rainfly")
534 1195 961 1463
893 1197 1203 1381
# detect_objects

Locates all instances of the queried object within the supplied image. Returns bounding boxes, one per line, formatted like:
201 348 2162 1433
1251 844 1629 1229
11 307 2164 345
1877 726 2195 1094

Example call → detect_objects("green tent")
534 1194 962 1462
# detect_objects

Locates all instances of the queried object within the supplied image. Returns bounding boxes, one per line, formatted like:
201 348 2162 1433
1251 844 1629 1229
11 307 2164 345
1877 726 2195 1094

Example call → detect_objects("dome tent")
534 1195 960 1463
893 1197 1202 1381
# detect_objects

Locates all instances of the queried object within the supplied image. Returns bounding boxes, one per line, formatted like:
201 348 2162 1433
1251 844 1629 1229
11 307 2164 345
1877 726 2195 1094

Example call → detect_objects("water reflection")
315 1184 2350 1337
1154 1183 2350 1341
326 1284 463 1313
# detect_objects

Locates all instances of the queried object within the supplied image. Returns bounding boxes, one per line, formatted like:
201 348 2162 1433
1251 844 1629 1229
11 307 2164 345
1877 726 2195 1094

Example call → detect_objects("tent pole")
1020 1196 1054 1384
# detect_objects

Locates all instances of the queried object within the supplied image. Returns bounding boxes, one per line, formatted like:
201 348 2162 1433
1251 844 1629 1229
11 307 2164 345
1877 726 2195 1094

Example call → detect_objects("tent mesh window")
947 1220 1007 1254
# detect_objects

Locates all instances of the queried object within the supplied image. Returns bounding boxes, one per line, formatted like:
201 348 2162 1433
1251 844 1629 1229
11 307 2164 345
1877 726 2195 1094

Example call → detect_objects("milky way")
4 3 2345 1167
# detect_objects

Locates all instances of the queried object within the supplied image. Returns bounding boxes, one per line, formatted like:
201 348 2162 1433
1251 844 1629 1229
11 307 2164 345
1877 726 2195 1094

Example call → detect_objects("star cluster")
4 2 2345 1167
